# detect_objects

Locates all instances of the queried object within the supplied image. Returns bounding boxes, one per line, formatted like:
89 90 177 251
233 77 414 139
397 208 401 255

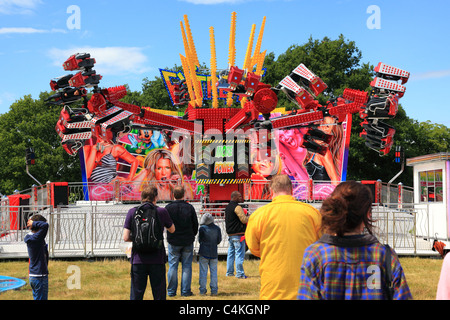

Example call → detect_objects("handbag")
383 244 395 300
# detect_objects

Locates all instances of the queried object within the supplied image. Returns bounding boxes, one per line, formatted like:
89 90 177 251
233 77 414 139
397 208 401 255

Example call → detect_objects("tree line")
0 35 448 195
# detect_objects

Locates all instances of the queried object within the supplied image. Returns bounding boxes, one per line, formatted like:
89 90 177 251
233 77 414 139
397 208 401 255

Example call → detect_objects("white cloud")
0 0 43 15
47 47 152 76
411 69 450 81
0 27 66 34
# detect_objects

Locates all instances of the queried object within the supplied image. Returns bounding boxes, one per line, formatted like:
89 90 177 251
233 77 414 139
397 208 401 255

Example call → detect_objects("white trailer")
407 153 450 254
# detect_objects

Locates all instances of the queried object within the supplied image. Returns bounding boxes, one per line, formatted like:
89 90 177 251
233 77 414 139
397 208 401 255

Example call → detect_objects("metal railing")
371 203 432 255
0 200 437 259
0 201 267 258
0 179 421 259
0 205 52 258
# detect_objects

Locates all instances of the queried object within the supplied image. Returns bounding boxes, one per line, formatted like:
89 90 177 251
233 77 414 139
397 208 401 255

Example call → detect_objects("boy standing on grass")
198 213 222 296
24 214 49 300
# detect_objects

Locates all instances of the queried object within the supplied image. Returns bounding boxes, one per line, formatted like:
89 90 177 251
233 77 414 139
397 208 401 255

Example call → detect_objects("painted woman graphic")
85 130 139 183
133 148 193 200
302 116 343 184
84 127 139 201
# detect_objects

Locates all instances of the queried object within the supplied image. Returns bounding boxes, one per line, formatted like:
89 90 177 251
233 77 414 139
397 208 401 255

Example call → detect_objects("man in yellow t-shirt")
245 174 322 300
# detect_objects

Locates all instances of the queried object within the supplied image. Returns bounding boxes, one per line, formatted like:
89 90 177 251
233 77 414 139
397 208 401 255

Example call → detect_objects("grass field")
0 256 444 300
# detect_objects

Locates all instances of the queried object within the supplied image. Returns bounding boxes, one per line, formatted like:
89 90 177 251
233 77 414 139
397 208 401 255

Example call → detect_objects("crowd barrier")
0 179 420 258
0 199 435 259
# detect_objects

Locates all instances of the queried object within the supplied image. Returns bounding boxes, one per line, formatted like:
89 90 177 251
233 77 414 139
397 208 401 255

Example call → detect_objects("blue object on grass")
0 275 26 293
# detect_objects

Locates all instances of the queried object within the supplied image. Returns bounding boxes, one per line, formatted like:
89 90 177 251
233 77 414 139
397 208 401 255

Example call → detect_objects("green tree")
0 93 81 195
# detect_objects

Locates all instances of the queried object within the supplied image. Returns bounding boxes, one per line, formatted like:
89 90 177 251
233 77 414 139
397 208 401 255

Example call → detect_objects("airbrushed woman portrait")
278 127 310 181
133 148 193 201
250 148 282 200
302 116 344 184
85 128 139 183
84 127 140 201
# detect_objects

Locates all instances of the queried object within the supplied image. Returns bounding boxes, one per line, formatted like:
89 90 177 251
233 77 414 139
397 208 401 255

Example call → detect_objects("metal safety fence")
1 200 437 259
0 202 273 259
371 203 433 255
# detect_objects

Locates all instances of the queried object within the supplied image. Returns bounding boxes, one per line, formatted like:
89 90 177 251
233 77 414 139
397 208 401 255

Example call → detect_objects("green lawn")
0 257 443 300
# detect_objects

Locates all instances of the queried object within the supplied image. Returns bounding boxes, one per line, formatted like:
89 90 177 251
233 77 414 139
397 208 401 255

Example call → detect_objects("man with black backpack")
123 185 175 300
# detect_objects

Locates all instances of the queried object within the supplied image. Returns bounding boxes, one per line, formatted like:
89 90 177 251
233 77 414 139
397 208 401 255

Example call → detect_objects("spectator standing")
436 253 450 299
165 186 199 297
198 213 222 296
225 191 248 279
24 214 49 300
298 181 412 300
123 185 175 300
245 174 322 299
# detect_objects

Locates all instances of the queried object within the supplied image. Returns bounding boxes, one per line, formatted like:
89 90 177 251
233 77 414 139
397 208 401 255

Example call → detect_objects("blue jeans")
167 243 194 296
226 235 246 278
199 256 218 295
29 276 48 300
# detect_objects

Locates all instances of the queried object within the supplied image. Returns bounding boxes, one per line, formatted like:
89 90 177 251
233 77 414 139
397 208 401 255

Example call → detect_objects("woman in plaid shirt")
298 181 412 300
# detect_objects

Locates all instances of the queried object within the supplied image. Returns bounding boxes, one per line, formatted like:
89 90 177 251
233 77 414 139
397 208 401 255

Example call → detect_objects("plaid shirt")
298 234 412 300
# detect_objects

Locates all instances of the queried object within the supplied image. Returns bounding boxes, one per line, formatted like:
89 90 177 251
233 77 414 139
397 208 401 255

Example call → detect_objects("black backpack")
130 203 163 253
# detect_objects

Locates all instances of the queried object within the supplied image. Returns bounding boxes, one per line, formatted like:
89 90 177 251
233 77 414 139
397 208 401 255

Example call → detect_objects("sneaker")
237 275 248 279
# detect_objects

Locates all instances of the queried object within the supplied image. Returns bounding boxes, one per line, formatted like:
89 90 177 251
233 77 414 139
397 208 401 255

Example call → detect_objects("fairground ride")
48 13 410 202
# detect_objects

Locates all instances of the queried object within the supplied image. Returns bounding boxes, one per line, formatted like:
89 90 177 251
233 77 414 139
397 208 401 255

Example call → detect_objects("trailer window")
419 170 443 202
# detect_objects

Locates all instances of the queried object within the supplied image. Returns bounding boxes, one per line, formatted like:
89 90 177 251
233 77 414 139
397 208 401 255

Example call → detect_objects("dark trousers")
130 264 167 300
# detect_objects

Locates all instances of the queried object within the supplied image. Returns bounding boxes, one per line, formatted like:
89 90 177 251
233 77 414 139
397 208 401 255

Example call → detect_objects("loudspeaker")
51 182 69 207
361 180 379 203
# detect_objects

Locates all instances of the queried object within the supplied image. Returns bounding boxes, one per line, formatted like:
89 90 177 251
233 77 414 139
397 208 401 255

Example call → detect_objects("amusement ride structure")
48 13 410 201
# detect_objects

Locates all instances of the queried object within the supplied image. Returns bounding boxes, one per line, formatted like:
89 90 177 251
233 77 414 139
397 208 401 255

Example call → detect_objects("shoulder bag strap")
384 244 394 300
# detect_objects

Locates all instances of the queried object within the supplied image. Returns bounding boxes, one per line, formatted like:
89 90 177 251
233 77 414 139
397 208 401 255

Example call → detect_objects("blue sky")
0 0 449 126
